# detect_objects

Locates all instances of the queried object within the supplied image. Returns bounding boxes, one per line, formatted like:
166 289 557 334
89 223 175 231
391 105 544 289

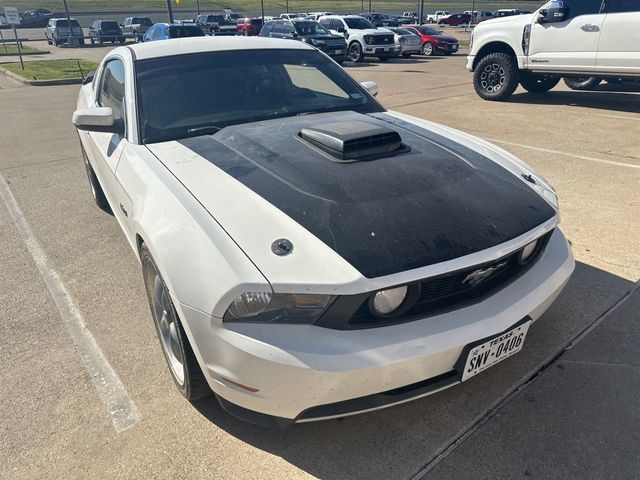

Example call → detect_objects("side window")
608 0 639 12
98 59 126 126
319 18 331 28
563 0 605 18
283 23 295 35
272 23 284 34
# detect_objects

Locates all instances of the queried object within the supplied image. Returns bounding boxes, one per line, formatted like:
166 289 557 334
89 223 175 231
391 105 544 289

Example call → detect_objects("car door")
596 0 640 74
86 58 128 210
527 0 606 72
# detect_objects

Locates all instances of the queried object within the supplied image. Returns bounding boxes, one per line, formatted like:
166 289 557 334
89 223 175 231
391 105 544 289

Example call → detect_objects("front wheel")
473 52 520 101
564 77 602 90
520 73 560 93
422 41 434 56
141 244 211 401
81 143 110 212
348 42 364 62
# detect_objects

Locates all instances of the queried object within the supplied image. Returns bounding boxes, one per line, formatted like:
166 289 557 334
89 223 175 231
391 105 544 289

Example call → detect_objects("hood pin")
271 238 294 256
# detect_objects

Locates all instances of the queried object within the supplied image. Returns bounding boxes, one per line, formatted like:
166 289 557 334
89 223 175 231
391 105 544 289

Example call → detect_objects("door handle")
119 203 128 217
581 24 600 32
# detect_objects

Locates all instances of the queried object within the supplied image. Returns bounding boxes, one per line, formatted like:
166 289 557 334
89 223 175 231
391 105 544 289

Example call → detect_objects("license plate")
462 320 531 381
384 47 390 51
452 45 458 50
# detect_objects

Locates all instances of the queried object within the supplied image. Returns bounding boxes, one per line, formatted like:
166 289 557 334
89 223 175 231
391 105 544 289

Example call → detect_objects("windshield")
136 49 384 144
55 19 80 27
344 17 375 29
418 26 440 35
101 21 119 29
293 21 329 35
393 28 412 35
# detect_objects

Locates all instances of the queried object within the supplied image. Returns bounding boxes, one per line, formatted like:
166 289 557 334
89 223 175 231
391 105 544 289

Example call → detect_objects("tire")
348 41 364 63
90 37 95 44
422 41 434 56
519 73 560 93
80 143 111 212
97 36 102 44
473 52 520 101
119 38 126 44
563 77 602 91
140 243 211 401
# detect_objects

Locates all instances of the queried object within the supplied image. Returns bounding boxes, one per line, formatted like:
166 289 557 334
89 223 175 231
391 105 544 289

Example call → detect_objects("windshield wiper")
187 124 222 135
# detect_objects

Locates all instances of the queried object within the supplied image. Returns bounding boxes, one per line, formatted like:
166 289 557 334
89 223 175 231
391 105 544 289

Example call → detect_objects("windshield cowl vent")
300 121 402 161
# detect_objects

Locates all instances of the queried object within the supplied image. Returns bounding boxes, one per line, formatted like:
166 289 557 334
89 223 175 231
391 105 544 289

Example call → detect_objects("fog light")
519 239 539 264
372 286 408 315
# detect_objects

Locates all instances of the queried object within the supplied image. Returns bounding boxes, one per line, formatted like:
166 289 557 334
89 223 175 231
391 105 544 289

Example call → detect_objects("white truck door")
596 0 640 74
527 0 606 72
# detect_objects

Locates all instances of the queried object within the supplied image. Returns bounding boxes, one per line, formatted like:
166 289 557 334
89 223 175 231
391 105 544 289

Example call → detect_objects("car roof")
128 36 314 60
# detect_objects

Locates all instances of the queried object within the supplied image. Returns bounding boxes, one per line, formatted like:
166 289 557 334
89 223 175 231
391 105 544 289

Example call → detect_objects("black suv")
89 20 125 44
260 19 347 63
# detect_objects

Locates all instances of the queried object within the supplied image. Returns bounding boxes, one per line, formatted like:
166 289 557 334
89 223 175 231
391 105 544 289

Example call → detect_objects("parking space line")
485 138 640 170
0 173 140 433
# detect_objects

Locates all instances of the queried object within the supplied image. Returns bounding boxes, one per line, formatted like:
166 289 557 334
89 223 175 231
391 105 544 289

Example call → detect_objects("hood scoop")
299 120 402 162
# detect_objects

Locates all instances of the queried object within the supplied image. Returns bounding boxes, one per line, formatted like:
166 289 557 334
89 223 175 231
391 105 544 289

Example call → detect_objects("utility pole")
166 0 175 23
368 0 372 13
196 0 201 15
260 0 265 22
418 0 425 24
471 0 476 25
62 0 73 45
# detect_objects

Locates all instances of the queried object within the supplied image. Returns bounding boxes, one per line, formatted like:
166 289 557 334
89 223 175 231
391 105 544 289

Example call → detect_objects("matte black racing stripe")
179 112 555 278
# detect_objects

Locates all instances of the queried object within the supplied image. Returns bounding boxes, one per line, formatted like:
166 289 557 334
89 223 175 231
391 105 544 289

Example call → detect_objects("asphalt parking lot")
1 44 639 479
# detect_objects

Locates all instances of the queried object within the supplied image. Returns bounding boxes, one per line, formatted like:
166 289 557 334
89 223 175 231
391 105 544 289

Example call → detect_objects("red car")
437 13 471 26
404 25 460 56
236 18 263 36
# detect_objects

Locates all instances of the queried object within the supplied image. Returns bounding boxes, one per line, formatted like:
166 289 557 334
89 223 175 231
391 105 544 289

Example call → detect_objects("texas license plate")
462 320 531 381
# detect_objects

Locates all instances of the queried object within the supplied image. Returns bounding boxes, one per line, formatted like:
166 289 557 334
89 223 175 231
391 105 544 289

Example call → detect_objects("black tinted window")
169 26 205 37
344 17 375 29
99 59 126 123
136 49 383 144
563 0 604 18
609 0 639 12
101 21 119 29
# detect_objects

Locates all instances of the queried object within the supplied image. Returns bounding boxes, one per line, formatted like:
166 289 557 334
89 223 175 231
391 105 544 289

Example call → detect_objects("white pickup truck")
426 11 451 23
467 0 640 100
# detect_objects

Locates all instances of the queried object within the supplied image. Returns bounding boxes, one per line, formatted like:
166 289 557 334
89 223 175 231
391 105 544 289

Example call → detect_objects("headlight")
364 35 375 45
371 286 408 315
224 292 335 324
311 38 326 46
518 239 540 264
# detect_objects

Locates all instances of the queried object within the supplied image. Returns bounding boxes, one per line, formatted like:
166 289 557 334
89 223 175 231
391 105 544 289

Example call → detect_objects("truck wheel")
348 42 365 63
473 52 519 101
520 73 560 93
422 42 434 56
563 77 602 90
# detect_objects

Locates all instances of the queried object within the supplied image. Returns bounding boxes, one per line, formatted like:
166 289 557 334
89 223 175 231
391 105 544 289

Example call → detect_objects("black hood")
179 112 555 278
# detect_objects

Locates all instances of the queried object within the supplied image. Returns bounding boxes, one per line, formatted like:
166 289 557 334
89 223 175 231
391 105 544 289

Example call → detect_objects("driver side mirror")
361 81 379 97
73 107 124 135
537 1 569 24
336 26 345 33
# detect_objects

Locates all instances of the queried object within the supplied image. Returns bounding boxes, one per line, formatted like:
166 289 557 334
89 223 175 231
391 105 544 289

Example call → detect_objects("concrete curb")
0 50 50 57
0 66 83 86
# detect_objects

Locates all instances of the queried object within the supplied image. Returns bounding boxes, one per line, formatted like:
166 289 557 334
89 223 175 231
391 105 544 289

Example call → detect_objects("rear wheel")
520 73 560 93
140 244 211 401
422 41 434 56
473 52 520 101
564 77 602 90
348 42 364 62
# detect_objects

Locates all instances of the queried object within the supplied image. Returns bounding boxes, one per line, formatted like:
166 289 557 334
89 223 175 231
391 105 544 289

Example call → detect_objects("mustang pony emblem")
462 261 508 287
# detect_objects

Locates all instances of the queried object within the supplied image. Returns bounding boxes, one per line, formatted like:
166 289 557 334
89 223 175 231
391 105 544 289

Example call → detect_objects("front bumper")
466 54 475 70
364 45 395 56
180 228 574 427
435 42 459 53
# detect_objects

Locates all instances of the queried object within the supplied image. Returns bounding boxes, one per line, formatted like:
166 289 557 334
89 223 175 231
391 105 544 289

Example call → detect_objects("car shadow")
190 261 635 480
509 89 640 114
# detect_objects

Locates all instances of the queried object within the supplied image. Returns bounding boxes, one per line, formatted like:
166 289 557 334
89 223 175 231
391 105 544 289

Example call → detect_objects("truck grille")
376 34 395 45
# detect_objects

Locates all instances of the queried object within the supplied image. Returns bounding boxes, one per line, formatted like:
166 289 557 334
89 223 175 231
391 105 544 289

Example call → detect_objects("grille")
326 39 346 48
347 230 553 328
376 34 395 44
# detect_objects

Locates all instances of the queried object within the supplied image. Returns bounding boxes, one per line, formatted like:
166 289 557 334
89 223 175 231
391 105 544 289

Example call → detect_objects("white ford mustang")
73 37 574 427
